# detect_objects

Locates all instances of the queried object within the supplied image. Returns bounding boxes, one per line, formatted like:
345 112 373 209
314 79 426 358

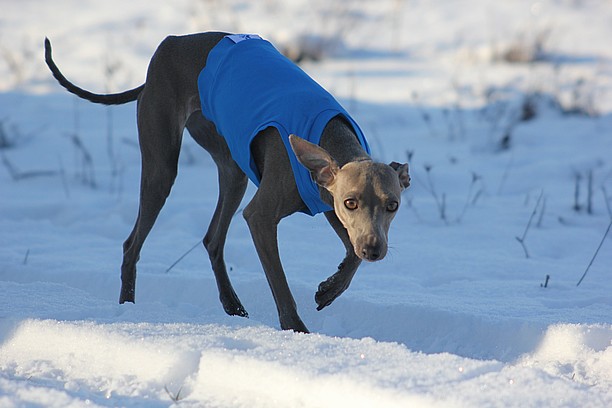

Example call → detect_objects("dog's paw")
281 318 310 334
226 304 249 318
315 274 347 311
119 287 135 304
221 293 249 318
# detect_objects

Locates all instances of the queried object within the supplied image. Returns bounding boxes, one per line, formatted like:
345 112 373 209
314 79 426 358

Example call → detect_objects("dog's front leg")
315 211 362 311
243 201 309 333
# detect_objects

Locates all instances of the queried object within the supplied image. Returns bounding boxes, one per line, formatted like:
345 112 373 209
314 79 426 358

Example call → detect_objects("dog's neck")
319 116 370 167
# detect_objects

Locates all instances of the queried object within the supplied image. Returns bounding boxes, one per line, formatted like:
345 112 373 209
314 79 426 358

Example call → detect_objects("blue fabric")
198 35 370 216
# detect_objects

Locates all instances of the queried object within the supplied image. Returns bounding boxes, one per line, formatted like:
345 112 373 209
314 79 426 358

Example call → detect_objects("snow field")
3 319 609 407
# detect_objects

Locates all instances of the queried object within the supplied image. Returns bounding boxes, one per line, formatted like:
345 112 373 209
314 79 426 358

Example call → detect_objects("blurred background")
1 0 611 111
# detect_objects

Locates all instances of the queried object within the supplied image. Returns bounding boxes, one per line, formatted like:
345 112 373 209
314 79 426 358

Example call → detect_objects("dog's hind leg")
185 113 249 317
120 89 184 304
314 211 362 311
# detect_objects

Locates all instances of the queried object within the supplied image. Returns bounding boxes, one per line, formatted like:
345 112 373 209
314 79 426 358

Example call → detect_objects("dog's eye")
386 201 399 212
344 199 358 210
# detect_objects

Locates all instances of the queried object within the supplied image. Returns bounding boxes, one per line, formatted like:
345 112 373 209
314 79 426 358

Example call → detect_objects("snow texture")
1 0 611 406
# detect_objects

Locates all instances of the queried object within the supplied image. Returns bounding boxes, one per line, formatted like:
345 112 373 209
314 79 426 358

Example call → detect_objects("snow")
1 0 611 406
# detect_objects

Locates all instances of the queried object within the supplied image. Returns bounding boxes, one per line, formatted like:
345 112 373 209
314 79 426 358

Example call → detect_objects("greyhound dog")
44 32 410 332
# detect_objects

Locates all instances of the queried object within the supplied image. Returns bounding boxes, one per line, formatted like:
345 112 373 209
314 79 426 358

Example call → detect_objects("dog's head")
290 135 410 262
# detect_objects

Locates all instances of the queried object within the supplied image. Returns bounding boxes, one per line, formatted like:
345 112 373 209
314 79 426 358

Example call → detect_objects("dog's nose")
361 245 381 261
356 234 386 261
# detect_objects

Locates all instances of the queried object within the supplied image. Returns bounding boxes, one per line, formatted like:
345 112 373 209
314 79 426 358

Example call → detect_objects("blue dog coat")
198 34 370 215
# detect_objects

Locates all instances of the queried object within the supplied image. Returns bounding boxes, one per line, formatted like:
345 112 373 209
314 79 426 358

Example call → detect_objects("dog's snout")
361 245 381 261
357 234 386 262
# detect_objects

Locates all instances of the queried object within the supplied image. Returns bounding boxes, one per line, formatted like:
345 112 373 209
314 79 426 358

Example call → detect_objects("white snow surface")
1 0 612 406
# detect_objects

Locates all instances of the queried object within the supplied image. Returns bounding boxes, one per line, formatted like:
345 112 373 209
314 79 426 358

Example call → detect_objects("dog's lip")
360 256 385 263
354 248 387 262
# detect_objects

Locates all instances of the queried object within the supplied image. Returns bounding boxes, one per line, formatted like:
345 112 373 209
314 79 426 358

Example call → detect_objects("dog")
44 32 410 332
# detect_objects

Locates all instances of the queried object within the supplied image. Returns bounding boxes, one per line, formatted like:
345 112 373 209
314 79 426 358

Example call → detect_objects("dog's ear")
289 134 339 189
389 161 411 190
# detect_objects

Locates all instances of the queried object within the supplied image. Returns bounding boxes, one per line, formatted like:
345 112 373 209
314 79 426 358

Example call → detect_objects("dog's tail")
44 38 144 105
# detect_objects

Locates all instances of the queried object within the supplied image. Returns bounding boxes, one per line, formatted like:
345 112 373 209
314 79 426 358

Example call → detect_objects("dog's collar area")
351 157 373 163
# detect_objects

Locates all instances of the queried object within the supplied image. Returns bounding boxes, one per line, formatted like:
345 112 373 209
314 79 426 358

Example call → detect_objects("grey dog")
44 32 410 332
